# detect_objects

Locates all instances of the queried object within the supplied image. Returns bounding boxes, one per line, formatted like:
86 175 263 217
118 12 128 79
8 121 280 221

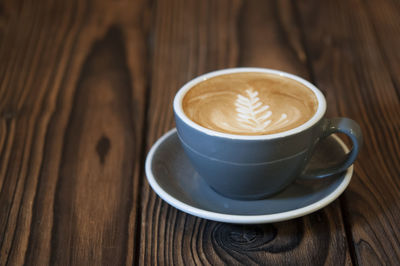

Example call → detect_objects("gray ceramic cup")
173 68 363 200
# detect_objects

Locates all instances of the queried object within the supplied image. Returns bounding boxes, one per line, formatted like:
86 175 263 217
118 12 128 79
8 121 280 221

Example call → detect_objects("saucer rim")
145 128 353 224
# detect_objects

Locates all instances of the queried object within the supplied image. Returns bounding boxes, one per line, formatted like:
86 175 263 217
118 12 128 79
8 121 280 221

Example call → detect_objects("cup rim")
173 67 326 140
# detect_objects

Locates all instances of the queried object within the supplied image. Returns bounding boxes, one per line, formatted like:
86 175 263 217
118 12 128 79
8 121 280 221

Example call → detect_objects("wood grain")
364 0 400 98
139 0 351 265
296 0 400 264
0 0 149 265
0 0 399 264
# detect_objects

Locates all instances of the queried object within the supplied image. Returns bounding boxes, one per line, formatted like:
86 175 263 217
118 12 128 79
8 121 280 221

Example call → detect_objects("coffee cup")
173 68 362 200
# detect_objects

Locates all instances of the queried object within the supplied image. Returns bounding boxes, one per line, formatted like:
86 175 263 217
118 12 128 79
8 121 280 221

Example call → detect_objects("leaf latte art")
182 73 318 135
235 88 289 132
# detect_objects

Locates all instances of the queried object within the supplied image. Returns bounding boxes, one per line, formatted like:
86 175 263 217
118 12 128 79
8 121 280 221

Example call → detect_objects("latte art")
235 88 290 132
182 73 318 135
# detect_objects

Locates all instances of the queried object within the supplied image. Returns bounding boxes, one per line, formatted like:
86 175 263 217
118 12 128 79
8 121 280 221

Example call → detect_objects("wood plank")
296 0 400 264
0 0 149 264
140 0 352 264
364 0 400 98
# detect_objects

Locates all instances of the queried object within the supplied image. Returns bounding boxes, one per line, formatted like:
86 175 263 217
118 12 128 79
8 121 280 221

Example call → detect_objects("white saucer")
145 129 353 224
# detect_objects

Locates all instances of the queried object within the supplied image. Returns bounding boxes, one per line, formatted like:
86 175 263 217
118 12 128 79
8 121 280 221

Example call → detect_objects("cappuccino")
182 72 318 135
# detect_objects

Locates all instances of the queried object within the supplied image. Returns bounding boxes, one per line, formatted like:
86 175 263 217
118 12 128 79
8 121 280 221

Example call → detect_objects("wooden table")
1 0 399 265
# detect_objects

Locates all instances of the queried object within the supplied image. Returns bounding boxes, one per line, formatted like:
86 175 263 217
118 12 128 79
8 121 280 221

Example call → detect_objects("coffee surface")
182 72 318 135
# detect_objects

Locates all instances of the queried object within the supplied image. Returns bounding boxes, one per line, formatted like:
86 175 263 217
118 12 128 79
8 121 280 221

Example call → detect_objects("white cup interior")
173 68 327 140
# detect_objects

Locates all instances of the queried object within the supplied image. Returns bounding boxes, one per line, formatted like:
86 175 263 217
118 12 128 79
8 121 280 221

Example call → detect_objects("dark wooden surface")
0 0 399 265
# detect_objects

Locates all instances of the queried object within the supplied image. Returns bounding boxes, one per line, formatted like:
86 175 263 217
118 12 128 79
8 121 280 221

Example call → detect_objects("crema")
182 72 318 135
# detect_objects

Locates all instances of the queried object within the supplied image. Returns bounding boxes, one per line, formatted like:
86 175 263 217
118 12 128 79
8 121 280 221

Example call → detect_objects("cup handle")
300 118 363 179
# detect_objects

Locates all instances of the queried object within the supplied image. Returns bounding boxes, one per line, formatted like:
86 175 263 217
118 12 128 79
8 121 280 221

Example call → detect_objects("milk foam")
182 73 318 135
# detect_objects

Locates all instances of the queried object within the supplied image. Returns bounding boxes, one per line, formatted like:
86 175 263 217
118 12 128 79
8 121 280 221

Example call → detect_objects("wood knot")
1 110 17 120
212 224 276 252
96 135 110 164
